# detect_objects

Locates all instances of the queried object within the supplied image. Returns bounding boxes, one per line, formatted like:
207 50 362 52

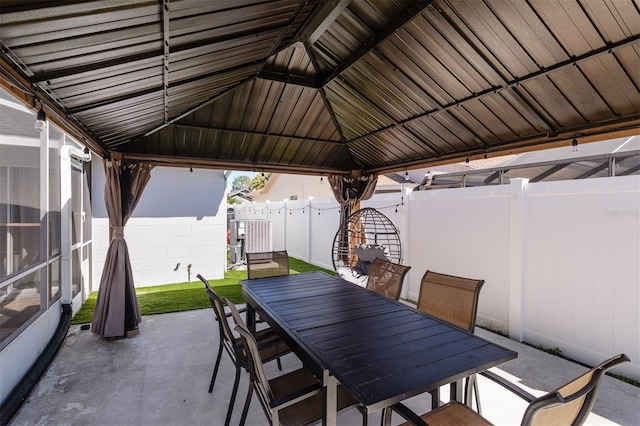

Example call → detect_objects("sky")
226 170 257 192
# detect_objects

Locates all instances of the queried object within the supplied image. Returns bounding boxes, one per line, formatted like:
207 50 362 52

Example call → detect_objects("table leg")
431 387 440 408
322 372 338 426
450 379 463 402
246 304 256 333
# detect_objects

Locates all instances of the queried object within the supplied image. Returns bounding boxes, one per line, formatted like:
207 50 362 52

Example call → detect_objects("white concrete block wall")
92 163 227 288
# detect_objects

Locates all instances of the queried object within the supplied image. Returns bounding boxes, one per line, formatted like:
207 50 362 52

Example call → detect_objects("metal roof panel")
1 0 637 175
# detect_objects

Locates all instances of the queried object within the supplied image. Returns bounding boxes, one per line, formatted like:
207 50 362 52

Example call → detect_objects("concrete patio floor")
10 308 639 426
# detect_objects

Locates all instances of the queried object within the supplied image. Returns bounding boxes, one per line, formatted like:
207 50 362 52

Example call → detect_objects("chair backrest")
231 313 277 419
366 258 411 300
522 353 629 426
197 273 212 292
197 274 236 351
224 298 248 340
417 270 484 332
245 250 289 280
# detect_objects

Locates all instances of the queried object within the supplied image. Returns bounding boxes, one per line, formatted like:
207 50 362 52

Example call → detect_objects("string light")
35 107 47 131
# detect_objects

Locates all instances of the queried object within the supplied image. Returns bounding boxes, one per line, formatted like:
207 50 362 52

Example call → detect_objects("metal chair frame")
417 270 485 412
232 315 359 426
383 354 630 426
197 274 288 426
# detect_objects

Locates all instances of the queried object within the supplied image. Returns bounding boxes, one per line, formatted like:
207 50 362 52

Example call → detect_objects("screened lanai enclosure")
415 137 640 190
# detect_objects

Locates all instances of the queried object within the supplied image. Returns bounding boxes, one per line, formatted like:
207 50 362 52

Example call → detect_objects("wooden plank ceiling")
1 0 638 175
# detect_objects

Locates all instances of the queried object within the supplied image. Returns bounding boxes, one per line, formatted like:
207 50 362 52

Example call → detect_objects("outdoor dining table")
240 271 518 426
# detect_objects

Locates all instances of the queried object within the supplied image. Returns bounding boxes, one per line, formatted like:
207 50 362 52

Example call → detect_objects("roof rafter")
529 163 569 182
173 123 342 145
301 0 352 47
319 0 434 86
257 70 320 88
161 0 170 124
118 152 349 176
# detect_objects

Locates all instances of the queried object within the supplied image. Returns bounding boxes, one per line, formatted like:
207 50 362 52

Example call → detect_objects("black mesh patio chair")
365 258 411 300
382 353 629 426
417 270 485 412
198 272 248 319
245 250 290 280
196 274 290 426
229 305 359 426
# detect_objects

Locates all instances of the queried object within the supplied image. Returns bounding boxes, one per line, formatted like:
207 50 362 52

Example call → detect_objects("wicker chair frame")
332 208 403 282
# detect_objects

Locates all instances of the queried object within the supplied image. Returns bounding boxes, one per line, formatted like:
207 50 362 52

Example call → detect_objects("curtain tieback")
112 226 125 240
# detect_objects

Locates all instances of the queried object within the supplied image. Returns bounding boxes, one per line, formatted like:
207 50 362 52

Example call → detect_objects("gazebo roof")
1 1 638 175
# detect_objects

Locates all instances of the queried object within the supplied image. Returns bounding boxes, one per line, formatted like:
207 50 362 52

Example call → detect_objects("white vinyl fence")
234 176 639 380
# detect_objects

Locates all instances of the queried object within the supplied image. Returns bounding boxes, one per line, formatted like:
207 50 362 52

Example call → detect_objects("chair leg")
464 374 482 414
381 407 392 426
209 339 224 393
474 376 482 415
224 364 242 426
240 379 254 425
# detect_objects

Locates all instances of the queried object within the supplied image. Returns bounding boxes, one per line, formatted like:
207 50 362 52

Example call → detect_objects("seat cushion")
354 244 390 274
407 402 492 426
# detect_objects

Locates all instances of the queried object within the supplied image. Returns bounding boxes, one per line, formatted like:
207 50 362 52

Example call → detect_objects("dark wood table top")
241 271 517 412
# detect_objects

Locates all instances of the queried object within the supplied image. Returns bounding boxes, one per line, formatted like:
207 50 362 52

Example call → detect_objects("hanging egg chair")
332 207 403 286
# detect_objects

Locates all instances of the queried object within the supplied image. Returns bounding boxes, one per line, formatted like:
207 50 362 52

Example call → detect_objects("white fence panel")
284 201 310 261
309 198 341 270
406 186 511 331
235 203 259 220
267 202 286 250
522 176 639 376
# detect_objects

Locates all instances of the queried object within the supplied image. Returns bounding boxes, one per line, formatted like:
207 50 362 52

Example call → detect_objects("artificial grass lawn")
71 257 334 325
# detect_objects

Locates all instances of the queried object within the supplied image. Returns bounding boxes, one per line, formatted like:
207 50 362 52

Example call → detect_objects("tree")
231 175 251 191
249 172 271 191
227 194 242 204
